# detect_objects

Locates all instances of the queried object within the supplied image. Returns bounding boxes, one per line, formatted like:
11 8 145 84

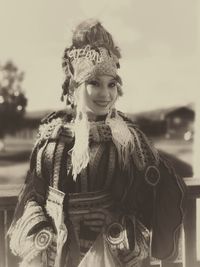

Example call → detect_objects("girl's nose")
99 85 109 98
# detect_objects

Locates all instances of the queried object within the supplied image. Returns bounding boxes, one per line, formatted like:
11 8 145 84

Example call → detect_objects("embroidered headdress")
61 19 122 103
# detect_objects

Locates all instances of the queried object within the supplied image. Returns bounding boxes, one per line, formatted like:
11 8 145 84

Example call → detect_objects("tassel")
106 110 134 170
70 85 90 180
71 111 90 180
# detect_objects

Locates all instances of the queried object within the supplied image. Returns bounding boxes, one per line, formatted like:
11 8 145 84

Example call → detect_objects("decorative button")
106 222 124 245
145 165 160 186
34 229 53 250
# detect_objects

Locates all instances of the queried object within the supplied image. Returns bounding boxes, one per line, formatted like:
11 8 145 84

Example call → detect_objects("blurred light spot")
184 131 192 141
14 91 19 96
1 79 9 87
0 96 4 103
174 117 181 124
17 105 22 111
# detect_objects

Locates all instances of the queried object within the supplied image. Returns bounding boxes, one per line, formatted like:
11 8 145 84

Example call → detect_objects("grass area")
0 136 32 185
153 137 193 165
3 135 33 151
0 136 33 162
153 136 193 177
0 162 28 184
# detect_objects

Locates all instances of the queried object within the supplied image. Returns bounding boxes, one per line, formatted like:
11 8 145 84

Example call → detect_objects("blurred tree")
0 61 27 151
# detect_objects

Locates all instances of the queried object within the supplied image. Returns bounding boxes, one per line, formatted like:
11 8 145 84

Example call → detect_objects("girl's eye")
88 80 99 86
108 82 117 88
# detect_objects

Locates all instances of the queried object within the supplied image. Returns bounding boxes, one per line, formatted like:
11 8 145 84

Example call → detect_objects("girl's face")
84 75 118 116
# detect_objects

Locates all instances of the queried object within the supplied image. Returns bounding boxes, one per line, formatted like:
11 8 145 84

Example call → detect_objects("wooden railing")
0 179 200 267
183 178 200 267
0 184 21 267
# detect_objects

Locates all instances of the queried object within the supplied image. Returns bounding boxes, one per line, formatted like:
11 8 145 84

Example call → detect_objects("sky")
0 0 199 113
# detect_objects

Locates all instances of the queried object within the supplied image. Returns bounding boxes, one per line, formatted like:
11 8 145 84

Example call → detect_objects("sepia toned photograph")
0 1 199 266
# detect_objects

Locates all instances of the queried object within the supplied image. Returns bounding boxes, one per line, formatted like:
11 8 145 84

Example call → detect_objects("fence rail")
0 179 200 267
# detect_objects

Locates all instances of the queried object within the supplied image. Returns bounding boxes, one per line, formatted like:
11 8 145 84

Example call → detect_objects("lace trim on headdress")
64 45 120 88
67 45 118 65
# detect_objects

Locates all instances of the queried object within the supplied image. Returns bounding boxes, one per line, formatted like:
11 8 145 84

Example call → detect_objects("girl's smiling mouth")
93 100 110 107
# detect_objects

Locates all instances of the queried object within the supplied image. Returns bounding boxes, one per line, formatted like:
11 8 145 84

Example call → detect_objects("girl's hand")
29 255 43 267
20 253 43 267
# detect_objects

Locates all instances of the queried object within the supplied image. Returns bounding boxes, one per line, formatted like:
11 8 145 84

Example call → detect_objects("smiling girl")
85 76 118 115
8 19 186 267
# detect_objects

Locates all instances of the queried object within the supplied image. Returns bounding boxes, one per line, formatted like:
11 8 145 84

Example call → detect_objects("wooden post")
0 210 6 267
0 184 21 267
184 178 200 267
184 197 198 267
6 209 19 267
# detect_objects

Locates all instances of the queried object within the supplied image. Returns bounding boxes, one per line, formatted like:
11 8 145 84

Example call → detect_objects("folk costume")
8 19 186 267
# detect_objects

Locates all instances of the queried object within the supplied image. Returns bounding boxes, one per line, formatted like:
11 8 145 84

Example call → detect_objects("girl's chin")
95 109 109 115
86 108 109 118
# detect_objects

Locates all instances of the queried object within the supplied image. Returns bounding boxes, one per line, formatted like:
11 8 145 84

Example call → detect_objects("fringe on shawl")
106 110 135 170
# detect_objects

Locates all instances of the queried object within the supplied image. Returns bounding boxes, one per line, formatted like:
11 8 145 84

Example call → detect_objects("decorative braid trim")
52 141 65 189
37 117 63 142
43 142 57 185
127 123 159 170
105 144 116 189
89 122 112 143
36 140 48 179
45 186 68 267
